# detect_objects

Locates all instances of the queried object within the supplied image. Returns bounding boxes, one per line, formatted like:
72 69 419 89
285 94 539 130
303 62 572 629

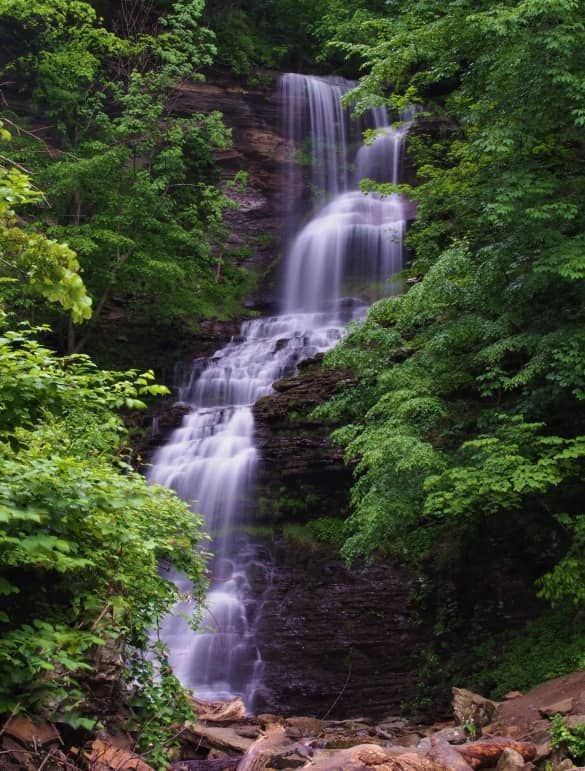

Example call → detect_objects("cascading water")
148 73 413 710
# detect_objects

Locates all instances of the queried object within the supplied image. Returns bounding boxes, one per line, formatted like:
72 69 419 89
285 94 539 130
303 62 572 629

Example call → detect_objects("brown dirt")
495 670 585 738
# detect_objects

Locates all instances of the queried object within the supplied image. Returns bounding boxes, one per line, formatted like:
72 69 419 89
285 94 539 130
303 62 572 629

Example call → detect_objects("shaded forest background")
0 0 584 766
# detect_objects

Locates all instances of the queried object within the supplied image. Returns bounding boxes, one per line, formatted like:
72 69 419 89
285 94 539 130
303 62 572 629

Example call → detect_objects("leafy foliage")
0 129 92 323
0 323 207 723
315 0 585 693
0 127 208 767
127 644 197 769
1 0 250 353
551 713 585 765
469 612 585 699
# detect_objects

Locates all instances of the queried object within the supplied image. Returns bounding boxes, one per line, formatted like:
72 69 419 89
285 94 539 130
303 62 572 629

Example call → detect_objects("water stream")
148 73 413 710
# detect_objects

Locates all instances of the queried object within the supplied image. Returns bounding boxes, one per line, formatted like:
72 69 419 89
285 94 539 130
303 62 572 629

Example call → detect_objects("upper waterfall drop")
280 73 413 315
148 73 414 712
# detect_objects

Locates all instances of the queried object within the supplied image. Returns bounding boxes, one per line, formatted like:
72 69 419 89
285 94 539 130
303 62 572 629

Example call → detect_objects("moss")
216 518 346 551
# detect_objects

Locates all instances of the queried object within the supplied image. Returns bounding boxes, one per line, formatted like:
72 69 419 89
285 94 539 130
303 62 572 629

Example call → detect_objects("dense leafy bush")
551 713 585 765
0 128 207 765
469 612 585 699
0 324 207 721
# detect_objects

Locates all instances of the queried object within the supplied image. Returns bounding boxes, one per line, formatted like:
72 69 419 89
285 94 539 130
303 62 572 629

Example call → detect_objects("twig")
321 658 352 720
36 747 55 771
0 254 29 277
2 117 52 152
0 152 35 175
90 602 112 631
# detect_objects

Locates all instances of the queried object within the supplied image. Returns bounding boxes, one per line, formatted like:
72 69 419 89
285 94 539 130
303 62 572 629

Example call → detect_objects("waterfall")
148 74 413 711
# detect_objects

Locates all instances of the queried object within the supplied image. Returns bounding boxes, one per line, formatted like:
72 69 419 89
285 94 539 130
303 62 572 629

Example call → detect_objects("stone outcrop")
253 354 354 522
452 687 498 729
251 354 420 719
255 540 417 719
172 77 294 310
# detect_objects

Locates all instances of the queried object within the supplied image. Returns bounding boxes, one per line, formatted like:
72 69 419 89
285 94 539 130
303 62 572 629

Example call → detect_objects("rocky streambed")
4 671 585 770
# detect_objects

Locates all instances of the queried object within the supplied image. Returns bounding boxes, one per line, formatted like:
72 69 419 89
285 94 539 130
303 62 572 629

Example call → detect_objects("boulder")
539 698 574 718
535 740 552 759
427 736 472 770
191 697 247 724
453 736 537 767
433 725 468 744
453 687 498 728
236 723 288 771
285 717 325 736
182 723 254 754
496 747 525 770
270 743 313 768
235 726 262 739
312 731 382 750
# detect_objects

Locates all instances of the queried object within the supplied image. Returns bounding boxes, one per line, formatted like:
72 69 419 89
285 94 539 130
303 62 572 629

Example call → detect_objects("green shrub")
551 714 585 765
306 517 346 546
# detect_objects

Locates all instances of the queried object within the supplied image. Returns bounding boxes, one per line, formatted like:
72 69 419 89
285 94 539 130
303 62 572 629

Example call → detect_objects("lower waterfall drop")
148 73 414 711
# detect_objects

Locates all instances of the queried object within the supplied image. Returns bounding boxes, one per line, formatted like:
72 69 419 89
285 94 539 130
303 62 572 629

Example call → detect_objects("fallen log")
453 736 537 768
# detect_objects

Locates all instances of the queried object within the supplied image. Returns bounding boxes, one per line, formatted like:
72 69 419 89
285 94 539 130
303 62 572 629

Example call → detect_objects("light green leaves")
0 324 207 722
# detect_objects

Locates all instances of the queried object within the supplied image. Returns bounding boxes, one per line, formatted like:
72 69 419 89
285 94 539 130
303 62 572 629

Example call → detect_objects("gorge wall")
252 357 418 718
172 76 293 311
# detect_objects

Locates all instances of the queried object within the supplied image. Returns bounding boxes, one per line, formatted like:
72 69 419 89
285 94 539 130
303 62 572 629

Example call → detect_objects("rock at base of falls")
254 543 417 720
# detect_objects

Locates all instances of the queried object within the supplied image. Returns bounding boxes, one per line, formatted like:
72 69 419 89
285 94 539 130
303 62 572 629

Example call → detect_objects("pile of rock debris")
2 671 584 770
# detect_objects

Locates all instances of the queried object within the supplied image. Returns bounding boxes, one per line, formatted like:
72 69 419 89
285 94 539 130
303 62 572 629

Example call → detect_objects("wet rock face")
251 356 419 719
253 354 354 522
255 542 417 719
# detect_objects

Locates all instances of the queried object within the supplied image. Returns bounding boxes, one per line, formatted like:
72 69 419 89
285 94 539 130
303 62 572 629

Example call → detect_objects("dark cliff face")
253 354 353 522
251 357 419 719
172 77 299 312
255 542 417 720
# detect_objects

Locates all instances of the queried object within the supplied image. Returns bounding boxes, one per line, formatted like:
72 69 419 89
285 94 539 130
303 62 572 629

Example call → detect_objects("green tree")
316 0 585 696
0 122 92 323
0 129 207 767
1 0 249 354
